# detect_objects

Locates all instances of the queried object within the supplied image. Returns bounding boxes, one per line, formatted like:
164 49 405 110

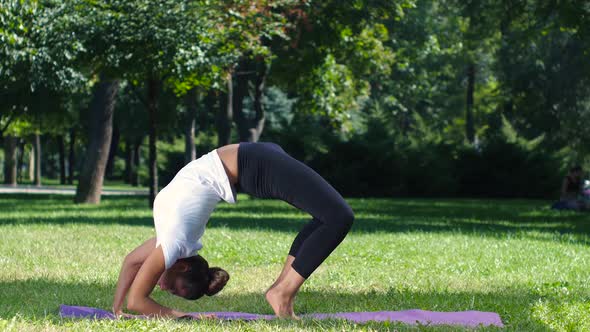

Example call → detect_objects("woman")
112 142 354 319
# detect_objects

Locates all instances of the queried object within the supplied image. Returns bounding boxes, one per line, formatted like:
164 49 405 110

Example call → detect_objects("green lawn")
0 194 589 331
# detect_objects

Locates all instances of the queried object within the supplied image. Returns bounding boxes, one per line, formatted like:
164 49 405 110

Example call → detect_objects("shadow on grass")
0 278 560 330
1 194 589 244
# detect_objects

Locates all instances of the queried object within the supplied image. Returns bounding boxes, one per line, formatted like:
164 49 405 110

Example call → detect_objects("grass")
1 193 589 331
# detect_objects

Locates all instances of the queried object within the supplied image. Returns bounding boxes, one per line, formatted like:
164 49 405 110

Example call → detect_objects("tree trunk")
132 139 141 186
251 58 267 141
105 124 120 179
124 138 132 184
17 139 24 182
198 93 209 136
147 78 159 208
58 135 66 185
124 137 141 185
68 128 76 184
216 74 233 147
3 135 17 186
233 58 267 142
34 133 41 187
184 88 197 164
28 143 34 181
233 58 249 142
75 77 119 204
465 63 476 144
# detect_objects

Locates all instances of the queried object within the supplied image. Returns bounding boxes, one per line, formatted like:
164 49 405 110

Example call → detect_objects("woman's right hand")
113 307 136 319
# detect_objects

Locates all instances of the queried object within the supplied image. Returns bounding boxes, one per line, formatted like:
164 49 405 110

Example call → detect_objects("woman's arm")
112 237 157 316
126 245 186 318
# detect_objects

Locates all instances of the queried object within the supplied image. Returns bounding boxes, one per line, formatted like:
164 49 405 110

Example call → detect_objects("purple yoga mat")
59 305 504 327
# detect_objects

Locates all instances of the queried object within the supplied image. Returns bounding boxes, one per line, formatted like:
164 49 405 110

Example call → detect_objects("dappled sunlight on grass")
1 194 590 330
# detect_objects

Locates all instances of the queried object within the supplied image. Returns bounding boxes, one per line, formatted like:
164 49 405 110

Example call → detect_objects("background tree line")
1 0 589 204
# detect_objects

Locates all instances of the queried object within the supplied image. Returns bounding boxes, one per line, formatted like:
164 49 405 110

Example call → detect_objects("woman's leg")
266 207 353 318
288 217 322 257
264 160 354 317
285 189 354 279
268 219 320 288
238 142 354 317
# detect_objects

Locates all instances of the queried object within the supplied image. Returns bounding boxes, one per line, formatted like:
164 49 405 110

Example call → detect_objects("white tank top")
153 149 236 269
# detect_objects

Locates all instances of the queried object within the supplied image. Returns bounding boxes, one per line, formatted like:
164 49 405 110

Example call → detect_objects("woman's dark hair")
570 165 583 173
176 255 229 300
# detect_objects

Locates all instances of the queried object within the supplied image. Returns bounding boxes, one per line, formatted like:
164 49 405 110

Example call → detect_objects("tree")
1 1 37 185
55 0 221 205
3 135 17 186
75 77 119 203
491 0 590 159
1 0 88 187
195 0 299 143
0 0 36 137
268 0 415 134
233 55 269 142
115 82 146 185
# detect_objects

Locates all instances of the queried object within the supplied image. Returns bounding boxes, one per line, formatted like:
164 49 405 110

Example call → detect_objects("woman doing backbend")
112 142 354 319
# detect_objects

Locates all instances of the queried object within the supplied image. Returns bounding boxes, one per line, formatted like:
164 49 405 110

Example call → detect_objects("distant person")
553 165 585 211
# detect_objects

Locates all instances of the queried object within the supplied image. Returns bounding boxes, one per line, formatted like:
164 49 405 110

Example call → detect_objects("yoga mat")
59 305 504 327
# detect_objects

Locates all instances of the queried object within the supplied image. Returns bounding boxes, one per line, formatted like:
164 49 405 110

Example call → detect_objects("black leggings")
237 142 354 278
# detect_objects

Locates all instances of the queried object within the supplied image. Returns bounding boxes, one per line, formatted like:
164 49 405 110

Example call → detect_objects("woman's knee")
332 204 354 232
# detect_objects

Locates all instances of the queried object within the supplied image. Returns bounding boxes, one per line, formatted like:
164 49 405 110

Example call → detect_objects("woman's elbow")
123 253 136 265
123 254 142 269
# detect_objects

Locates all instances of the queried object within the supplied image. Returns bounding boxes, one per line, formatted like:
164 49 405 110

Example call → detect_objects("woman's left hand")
178 313 217 320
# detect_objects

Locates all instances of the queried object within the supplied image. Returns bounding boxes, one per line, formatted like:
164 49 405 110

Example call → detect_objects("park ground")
1 193 589 331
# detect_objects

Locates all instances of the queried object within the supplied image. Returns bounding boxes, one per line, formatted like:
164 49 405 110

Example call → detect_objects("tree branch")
0 110 17 136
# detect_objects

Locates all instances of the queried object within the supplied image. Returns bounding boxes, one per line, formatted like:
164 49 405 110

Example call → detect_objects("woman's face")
157 267 189 298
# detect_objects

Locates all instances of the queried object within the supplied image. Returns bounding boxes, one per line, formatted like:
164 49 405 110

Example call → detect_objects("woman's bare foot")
265 258 305 319
265 286 299 319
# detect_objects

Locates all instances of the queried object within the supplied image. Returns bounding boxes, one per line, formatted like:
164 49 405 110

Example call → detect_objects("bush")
456 141 561 199
271 126 561 199
401 141 459 197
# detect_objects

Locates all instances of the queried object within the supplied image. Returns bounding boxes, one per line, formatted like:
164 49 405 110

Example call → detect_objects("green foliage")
0 0 88 139
156 137 185 186
52 0 214 81
2 0 590 200
493 1 590 155
455 141 561 199
264 86 296 123
297 54 369 131
500 115 544 151
269 106 562 199
340 24 395 79
0 0 38 82
269 0 415 130
169 0 298 95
